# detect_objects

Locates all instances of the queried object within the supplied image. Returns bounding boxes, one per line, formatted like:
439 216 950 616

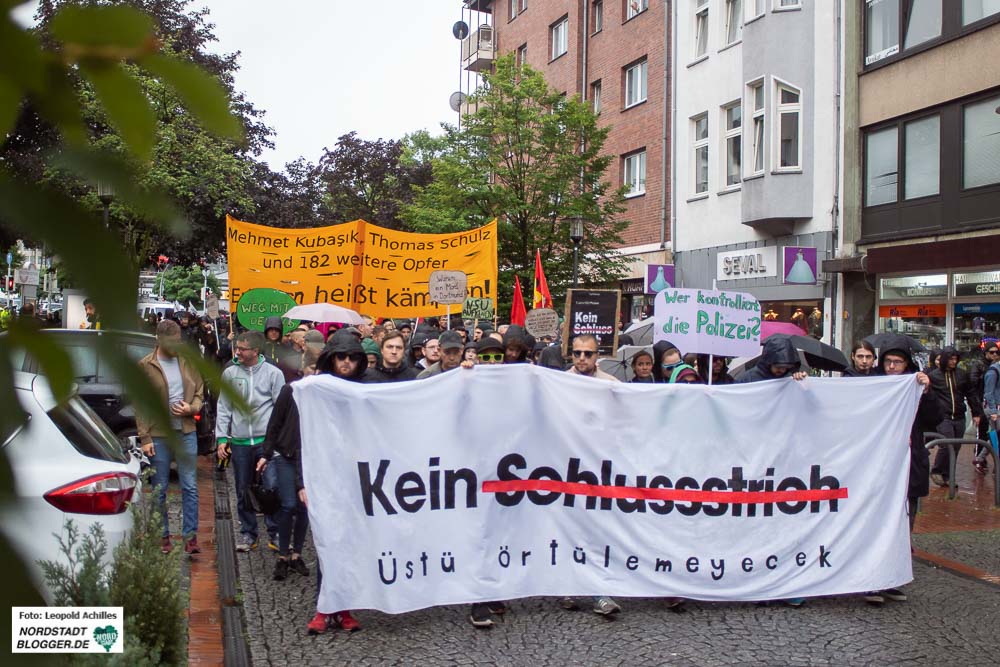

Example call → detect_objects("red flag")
532 248 553 309
510 275 527 326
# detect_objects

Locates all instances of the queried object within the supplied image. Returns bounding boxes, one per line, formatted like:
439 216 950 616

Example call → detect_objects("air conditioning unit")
462 24 495 72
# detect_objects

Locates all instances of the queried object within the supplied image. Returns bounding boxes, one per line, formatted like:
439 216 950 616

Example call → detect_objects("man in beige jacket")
137 319 205 554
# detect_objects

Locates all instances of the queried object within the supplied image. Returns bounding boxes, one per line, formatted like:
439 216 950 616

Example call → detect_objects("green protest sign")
236 288 299 333
462 297 494 320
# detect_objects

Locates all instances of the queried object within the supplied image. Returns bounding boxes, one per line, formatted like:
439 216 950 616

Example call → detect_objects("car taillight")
44 472 138 515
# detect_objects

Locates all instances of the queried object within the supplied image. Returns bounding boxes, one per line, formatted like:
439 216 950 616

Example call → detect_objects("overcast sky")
15 1 470 172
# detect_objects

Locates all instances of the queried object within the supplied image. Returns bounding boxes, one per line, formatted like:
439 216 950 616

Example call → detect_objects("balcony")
462 25 495 72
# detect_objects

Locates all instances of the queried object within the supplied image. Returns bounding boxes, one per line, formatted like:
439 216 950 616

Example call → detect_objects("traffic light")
5 276 12 291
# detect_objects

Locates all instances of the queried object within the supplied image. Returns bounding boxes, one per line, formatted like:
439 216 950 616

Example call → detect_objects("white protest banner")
296 368 922 614
653 287 761 357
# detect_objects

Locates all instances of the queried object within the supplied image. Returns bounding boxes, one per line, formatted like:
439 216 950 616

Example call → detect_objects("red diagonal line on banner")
481 480 848 504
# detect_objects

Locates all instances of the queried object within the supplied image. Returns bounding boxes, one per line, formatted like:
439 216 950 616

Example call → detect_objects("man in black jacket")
257 331 367 633
363 331 418 383
928 348 983 486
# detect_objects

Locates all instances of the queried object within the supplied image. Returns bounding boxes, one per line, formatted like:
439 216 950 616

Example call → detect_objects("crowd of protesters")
128 305 991 635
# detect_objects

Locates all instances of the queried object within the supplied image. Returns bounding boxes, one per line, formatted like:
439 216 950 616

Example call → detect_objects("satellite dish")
452 20 469 40
449 91 467 113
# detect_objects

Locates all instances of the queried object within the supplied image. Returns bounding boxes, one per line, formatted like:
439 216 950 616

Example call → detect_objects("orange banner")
225 216 497 318
878 304 946 318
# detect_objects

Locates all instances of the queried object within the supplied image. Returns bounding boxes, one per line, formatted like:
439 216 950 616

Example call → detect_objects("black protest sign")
562 289 620 357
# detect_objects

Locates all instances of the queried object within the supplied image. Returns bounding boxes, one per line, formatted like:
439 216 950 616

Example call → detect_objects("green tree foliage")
0 0 249 607
401 55 630 312
154 263 220 304
3 0 272 265
314 131 433 230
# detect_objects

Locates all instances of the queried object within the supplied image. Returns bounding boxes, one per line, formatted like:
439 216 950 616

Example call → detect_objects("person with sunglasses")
562 335 622 616
566 334 618 381
257 331 368 634
474 335 506 365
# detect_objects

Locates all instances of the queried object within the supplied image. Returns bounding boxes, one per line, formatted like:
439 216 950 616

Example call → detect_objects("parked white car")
1 372 141 601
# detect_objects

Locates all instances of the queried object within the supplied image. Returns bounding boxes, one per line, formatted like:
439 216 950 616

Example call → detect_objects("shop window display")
760 300 824 338
953 304 1000 354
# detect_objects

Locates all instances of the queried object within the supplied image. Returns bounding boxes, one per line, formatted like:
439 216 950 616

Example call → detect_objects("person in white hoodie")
217 330 287 551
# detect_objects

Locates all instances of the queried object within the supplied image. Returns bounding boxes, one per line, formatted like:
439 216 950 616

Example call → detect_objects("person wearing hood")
216 331 286 552
651 340 684 383
864 342 938 605
362 337 381 369
927 347 983 486
261 315 285 364
257 330 367 633
417 331 465 378
737 337 808 383
364 331 418 383
395 319 413 342
538 345 567 371
503 325 536 364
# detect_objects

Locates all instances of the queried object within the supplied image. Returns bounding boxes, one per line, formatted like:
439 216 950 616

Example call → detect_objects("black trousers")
931 418 967 478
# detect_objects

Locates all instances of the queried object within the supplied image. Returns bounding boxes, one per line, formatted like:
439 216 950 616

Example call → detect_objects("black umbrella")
863 332 928 354
767 334 850 372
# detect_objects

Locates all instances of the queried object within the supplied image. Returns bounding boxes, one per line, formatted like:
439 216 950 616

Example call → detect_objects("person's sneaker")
333 611 361 632
973 458 988 475
487 601 507 615
592 596 621 616
235 535 257 553
160 537 172 554
863 591 885 605
184 536 200 554
469 604 493 628
882 587 907 602
784 598 805 607
273 558 289 581
930 473 947 487
306 612 333 635
560 597 580 611
267 536 279 552
289 557 309 576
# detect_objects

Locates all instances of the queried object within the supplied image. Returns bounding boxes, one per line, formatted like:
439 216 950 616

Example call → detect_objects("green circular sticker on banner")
236 288 299 334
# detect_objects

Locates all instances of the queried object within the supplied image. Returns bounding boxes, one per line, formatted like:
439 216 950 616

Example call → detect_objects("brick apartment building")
460 0 671 321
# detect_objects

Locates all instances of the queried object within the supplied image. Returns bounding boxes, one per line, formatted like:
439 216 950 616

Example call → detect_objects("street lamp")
97 181 114 229
569 217 584 287
201 268 211 306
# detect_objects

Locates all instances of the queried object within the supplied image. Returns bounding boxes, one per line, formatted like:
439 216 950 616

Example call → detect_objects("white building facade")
672 0 842 343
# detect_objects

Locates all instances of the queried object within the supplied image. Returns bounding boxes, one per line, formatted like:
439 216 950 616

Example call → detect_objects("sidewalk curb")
213 464 253 667
913 548 1000 589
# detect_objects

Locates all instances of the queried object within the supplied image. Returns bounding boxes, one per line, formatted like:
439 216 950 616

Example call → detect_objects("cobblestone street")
228 474 1000 667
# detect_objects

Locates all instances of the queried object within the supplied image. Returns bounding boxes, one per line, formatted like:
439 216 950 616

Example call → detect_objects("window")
777 0 801 7
964 95 1000 189
517 43 528 67
725 0 743 44
749 81 765 175
551 17 569 60
694 0 709 58
865 126 898 206
904 115 940 199
724 103 742 186
624 59 647 108
775 83 801 170
593 0 604 32
509 0 517 21
748 0 765 19
627 0 649 20
591 80 602 114
624 150 646 196
520 0 528 10
865 0 900 65
904 0 942 49
964 0 1000 24
693 114 709 194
